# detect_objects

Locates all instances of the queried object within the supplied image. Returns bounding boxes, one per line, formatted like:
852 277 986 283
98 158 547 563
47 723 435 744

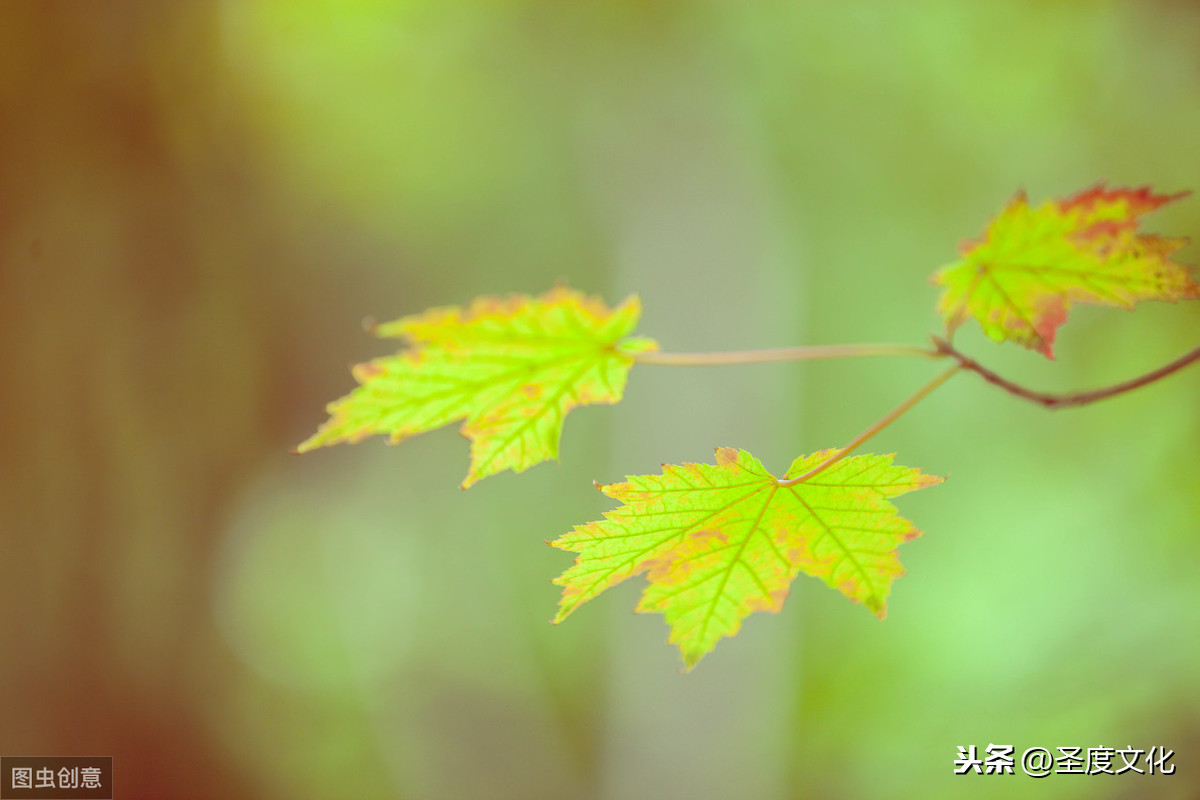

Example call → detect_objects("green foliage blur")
2 2 1198 798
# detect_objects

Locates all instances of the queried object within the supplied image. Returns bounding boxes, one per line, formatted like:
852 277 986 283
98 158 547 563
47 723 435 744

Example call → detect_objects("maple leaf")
932 185 1200 358
551 447 941 669
298 287 658 487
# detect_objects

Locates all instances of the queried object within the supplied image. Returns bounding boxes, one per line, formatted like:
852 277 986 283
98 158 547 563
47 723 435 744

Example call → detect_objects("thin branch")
777 364 963 487
630 343 938 367
932 337 1200 409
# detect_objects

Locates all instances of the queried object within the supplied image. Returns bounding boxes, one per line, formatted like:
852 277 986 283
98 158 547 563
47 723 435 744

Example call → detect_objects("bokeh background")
3 2 1199 798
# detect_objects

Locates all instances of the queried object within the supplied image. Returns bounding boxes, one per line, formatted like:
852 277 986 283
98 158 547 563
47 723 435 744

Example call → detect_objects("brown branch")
932 336 1200 409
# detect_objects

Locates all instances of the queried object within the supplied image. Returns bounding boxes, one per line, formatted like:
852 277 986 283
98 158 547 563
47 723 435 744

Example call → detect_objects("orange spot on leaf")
689 529 728 545
353 362 385 381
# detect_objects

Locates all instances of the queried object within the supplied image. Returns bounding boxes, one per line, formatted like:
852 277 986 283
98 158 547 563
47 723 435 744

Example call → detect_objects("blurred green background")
2 1 1199 798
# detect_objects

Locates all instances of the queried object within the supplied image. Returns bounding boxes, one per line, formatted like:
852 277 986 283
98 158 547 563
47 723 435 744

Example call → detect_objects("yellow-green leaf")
552 447 941 669
933 185 1200 358
298 287 657 487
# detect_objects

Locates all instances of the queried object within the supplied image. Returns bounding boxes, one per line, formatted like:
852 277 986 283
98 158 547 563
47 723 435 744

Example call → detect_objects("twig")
932 336 1200 409
630 343 937 366
777 365 962 486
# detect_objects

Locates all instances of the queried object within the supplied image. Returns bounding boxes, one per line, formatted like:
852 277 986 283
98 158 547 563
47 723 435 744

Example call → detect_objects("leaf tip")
294 434 323 455
550 602 574 625
914 468 946 488
616 335 659 357
678 648 705 672
352 360 385 382
713 446 740 465
615 291 642 314
1030 296 1067 359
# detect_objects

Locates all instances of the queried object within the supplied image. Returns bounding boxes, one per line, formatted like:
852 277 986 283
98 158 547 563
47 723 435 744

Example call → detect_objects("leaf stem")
630 343 938 366
932 337 1200 409
777 364 962 486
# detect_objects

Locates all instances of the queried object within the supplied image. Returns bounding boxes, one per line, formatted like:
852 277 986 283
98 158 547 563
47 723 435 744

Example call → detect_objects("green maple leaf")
933 185 1200 358
298 287 657 487
552 447 941 669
